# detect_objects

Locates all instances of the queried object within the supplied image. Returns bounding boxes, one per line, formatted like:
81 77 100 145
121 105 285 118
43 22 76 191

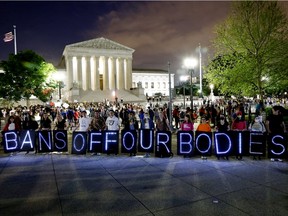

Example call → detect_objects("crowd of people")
0 98 287 160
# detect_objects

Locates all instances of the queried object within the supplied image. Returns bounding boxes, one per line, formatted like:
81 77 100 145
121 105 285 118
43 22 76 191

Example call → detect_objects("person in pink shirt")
231 111 247 160
180 114 194 131
231 111 247 131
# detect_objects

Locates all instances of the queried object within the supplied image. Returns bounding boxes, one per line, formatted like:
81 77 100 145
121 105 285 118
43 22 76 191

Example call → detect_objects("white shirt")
78 117 91 131
106 115 120 130
8 123 15 130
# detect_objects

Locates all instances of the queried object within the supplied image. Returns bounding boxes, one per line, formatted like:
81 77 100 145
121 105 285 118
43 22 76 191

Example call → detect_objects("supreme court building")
57 37 174 102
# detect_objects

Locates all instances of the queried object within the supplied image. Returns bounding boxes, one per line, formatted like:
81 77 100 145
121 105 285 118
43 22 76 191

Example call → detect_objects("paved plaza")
0 148 288 216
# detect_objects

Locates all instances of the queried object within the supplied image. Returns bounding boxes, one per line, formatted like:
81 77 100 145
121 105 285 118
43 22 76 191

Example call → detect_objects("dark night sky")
1 1 287 78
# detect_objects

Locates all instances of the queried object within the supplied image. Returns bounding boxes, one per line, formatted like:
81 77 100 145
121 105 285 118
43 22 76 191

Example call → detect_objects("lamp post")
168 61 173 130
180 75 189 109
184 58 197 112
54 72 65 101
209 84 214 102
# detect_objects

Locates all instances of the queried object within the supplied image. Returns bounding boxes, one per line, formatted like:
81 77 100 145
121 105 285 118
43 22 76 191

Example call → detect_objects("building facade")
57 37 174 102
132 69 175 97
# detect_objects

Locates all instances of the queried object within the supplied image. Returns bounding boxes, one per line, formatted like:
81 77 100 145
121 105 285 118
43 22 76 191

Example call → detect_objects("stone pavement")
0 152 288 216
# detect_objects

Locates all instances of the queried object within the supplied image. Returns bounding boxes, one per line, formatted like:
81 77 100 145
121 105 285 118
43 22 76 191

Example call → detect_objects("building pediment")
66 37 134 52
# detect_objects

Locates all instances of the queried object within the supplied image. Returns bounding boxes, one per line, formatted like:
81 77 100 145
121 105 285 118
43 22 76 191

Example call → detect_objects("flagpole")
13 25 17 55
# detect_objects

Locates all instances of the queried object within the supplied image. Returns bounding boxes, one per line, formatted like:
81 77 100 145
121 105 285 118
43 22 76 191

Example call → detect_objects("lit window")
145 82 148 88
163 82 166 89
158 82 160 89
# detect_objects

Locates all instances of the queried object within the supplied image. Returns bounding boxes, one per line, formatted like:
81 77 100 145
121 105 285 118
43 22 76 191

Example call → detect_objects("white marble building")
56 37 174 102
132 69 175 97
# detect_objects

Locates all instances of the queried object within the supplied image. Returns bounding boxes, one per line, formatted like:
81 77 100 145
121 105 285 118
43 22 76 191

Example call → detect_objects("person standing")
89 110 106 131
215 114 230 160
155 109 170 132
75 110 91 132
39 113 52 131
231 111 247 160
266 106 286 162
54 114 67 130
105 110 120 131
180 114 194 131
248 116 266 160
196 116 211 160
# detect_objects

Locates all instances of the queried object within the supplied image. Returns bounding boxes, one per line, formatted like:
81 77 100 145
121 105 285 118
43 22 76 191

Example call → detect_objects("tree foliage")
206 1 288 99
0 50 57 102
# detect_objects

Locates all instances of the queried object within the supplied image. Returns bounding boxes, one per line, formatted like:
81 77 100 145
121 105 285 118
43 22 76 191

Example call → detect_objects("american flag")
3 32 13 42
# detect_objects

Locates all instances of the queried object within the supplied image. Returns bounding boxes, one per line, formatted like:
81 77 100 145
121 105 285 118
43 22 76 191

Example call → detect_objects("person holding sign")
248 116 266 160
180 114 194 131
39 113 52 131
155 109 170 131
266 106 286 162
215 114 230 160
196 116 211 132
54 113 67 130
196 116 211 160
75 110 91 132
89 110 106 131
106 110 120 131
232 111 247 160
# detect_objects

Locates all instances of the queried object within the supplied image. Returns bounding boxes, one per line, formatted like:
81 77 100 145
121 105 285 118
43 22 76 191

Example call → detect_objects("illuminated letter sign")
88 131 103 153
103 131 119 154
177 131 194 156
230 131 250 156
72 132 87 154
195 132 212 156
38 131 53 153
214 132 232 156
249 132 266 157
267 133 286 159
53 130 68 152
121 130 137 154
138 129 154 153
155 131 172 158
19 130 35 152
3 131 19 153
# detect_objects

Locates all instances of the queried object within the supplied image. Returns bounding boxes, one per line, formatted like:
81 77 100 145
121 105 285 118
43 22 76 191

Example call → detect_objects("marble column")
66 56 73 91
77 56 82 89
118 58 124 89
110 57 116 90
126 58 132 90
91 56 96 91
86 56 91 90
103 56 109 90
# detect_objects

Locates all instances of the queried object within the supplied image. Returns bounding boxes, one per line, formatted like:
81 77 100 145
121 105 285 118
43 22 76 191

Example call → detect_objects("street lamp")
53 72 65 101
184 58 197 112
209 84 214 102
180 75 189 109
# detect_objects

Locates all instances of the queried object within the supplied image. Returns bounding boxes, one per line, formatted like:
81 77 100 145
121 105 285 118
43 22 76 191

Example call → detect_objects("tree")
0 50 57 103
206 1 288 99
